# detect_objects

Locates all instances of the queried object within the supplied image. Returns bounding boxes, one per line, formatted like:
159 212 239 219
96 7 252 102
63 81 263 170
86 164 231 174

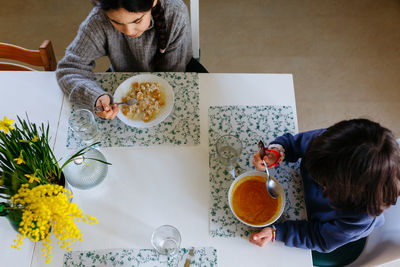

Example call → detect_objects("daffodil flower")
32 136 39 142
0 116 14 134
13 152 25 165
25 173 41 184
14 157 25 165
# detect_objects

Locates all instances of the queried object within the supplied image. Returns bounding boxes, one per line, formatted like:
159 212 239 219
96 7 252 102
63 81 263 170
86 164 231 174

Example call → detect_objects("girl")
250 119 400 254
57 0 200 120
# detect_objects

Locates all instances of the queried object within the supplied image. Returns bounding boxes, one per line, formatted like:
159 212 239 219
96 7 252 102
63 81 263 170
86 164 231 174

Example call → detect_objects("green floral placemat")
66 72 200 148
63 247 217 267
208 105 307 238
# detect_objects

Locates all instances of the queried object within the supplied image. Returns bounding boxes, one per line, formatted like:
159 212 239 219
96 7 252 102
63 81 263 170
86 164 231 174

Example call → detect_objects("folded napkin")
63 247 217 267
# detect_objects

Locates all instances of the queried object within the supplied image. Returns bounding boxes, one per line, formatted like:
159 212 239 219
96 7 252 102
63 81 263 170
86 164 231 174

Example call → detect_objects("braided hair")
93 0 168 54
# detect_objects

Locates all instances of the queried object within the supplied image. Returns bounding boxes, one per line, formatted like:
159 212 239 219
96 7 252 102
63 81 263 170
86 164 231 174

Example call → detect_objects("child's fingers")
254 229 270 239
249 232 257 242
262 156 277 169
253 153 266 171
110 104 119 119
258 238 270 247
97 110 113 120
249 233 264 246
102 104 110 112
249 232 270 247
96 111 110 119
96 103 119 120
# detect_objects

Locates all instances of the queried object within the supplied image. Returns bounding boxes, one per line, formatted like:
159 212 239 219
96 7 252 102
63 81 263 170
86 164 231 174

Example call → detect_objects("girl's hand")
253 149 279 171
249 227 274 247
95 94 119 120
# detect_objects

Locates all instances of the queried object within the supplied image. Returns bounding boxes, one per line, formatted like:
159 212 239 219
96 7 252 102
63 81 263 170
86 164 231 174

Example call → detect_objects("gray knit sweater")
56 0 192 109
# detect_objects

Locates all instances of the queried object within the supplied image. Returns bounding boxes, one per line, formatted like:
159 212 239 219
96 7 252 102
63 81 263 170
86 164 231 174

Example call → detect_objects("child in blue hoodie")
250 119 400 253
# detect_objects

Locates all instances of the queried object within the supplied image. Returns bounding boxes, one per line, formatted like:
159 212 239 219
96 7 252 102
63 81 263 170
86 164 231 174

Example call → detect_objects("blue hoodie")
273 129 384 252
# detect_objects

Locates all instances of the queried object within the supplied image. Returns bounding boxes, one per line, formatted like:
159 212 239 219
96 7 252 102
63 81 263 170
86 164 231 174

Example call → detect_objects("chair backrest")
0 40 57 71
190 0 200 60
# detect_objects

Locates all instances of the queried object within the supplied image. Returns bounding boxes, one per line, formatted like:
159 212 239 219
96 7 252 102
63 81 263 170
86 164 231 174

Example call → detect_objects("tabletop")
0 72 312 267
0 71 64 267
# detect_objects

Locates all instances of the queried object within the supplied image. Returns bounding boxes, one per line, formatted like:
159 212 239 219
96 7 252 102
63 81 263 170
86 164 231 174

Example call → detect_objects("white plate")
114 74 174 128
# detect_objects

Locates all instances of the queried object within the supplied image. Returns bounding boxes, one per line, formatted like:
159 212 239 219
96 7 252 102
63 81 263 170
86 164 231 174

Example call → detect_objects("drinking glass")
216 134 242 166
151 225 181 255
68 109 99 144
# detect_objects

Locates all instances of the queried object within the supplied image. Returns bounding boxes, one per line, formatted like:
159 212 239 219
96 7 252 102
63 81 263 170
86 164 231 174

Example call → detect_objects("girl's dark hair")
93 0 168 55
302 119 400 216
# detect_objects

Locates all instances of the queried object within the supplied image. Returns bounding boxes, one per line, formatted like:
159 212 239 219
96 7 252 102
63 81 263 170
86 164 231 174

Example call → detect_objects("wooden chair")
0 40 57 71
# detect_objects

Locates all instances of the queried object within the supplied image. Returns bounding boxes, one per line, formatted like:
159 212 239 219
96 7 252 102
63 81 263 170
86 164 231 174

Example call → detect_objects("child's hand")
249 227 274 247
253 149 279 171
95 94 119 120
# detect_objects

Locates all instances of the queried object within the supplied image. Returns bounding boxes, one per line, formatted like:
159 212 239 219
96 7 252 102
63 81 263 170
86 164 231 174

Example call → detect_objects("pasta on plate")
121 81 166 122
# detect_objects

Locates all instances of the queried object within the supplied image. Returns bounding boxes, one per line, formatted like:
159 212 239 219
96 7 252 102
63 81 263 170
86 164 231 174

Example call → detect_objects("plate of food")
228 170 286 227
114 74 174 128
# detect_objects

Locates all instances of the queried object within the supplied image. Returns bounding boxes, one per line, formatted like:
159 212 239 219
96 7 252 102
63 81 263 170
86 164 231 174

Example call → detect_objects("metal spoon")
263 160 279 199
94 98 138 113
258 140 279 199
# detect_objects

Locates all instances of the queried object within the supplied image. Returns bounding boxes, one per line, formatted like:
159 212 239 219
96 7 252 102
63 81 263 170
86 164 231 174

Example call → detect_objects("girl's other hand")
249 227 274 247
95 94 119 120
253 149 279 171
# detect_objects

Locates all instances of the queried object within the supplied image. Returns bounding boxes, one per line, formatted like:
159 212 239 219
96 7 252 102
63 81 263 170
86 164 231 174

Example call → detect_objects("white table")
1 72 312 266
0 71 64 267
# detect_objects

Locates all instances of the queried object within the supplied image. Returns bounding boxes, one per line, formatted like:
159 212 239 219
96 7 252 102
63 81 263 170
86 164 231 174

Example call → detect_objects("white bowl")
228 170 286 227
114 74 174 128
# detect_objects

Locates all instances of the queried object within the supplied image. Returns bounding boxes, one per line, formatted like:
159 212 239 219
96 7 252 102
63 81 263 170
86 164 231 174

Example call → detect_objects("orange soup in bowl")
231 176 281 226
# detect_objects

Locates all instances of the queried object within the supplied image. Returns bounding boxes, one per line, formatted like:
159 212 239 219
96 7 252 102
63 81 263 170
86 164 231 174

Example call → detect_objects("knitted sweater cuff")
68 81 105 111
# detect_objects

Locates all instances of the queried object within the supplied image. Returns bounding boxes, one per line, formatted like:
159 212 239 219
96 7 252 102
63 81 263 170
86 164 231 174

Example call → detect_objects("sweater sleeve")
156 1 192 71
56 9 108 110
271 129 326 163
274 214 381 252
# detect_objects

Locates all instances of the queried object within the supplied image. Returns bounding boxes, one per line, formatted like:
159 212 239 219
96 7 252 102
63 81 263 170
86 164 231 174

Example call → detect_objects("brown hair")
302 119 400 216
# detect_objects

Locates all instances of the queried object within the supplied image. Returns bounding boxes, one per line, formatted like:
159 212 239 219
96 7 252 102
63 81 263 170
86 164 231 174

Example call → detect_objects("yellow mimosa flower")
0 116 14 133
24 174 40 184
11 184 98 263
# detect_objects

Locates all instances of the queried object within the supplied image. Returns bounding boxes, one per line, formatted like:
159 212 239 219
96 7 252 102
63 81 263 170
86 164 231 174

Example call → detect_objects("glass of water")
151 225 181 255
216 134 242 166
68 109 99 144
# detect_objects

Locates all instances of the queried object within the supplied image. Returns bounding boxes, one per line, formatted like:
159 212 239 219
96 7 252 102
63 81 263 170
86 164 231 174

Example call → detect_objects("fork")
94 98 138 113
184 247 195 267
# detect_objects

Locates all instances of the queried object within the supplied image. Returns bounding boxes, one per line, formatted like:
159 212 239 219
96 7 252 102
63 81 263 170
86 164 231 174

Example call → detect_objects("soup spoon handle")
263 160 279 199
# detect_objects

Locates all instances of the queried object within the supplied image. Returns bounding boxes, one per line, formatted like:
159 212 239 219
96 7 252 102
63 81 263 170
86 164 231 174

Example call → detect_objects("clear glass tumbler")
151 225 181 255
216 134 243 166
68 109 99 144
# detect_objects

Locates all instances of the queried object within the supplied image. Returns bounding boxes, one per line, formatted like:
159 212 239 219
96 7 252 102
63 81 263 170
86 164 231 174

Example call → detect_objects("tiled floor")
1 0 399 135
